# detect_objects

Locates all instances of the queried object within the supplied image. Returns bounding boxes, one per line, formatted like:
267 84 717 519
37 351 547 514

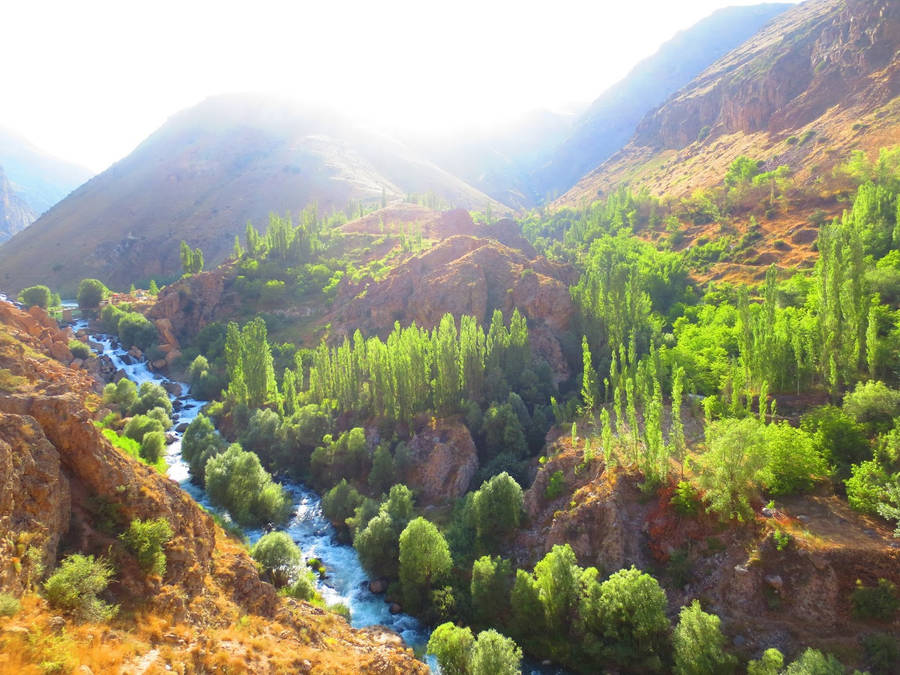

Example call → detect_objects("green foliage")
180 240 204 274
282 570 319 602
725 156 763 186
781 648 844 675
472 472 523 546
672 600 736 675
698 417 768 520
130 381 172 417
759 423 826 495
139 430 166 463
310 427 370 487
204 443 292 527
471 555 513 628
354 511 400 579
68 340 91 360
368 444 395 493
843 380 900 435
120 518 173 576
322 479 363 528
852 578 899 621
747 648 784 675
44 554 118 621
398 517 452 613
544 470 565 500
801 405 871 479
427 623 475 675
123 414 164 444
251 531 302 588
469 629 522 675
862 632 899 675
77 278 108 309
0 592 20 617
534 544 580 634
181 414 225 482
19 285 52 309
102 378 138 412
671 481 701 516
117 312 158 350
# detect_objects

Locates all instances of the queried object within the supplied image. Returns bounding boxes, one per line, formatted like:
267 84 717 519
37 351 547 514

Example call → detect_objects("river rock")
175 422 189 433
128 346 143 360
369 578 388 594
389 603 402 614
163 381 183 396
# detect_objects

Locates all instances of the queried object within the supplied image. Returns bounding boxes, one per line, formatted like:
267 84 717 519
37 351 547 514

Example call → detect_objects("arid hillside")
0 95 507 295
559 0 900 206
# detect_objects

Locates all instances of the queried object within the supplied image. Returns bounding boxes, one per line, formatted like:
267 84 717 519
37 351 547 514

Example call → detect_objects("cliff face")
0 302 426 673
0 167 36 244
559 0 900 207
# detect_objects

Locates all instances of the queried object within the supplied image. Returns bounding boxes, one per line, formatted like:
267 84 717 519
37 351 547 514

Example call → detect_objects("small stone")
389 603 402 614
762 507 776 517
796 514 809 522
733 635 746 648
734 564 749 574
175 422 189 433
764 574 784 592
369 578 388 594
48 616 66 633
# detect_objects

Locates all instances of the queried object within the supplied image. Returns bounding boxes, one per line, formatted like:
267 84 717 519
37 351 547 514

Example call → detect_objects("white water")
74 322 433 655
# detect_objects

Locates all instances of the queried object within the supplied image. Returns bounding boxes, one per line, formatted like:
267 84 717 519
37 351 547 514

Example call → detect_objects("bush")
843 381 900 435
181 413 225 482
698 417 768 520
322 479 363 529
671 481 702 516
0 592 20 617
672 600 736 675
120 518 173 576
140 430 166 463
471 556 512 628
310 427 370 487
19 285 52 309
123 414 164 443
845 460 893 514
759 423 826 495
472 472 523 545
469 629 522 675
130 381 172 417
251 531 302 588
146 406 172 430
862 632 900 675
354 511 400 579
852 578 899 621
782 648 843 675
102 378 137 412
801 405 871 479
544 470 565 500
398 517 452 613
205 444 292 527
44 554 118 621
118 312 158 350
77 278 108 309
69 340 92 360
282 570 319 601
427 622 475 675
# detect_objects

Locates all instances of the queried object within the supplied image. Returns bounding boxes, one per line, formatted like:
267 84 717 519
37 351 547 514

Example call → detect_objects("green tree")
251 531 302 588
580 336 597 415
369 444 395 493
181 414 224 482
354 511 399 578
427 622 475 675
698 417 768 521
472 472 523 546
18 285 52 309
672 600 736 675
782 648 844 675
120 518 173 576
322 479 363 528
534 544 580 634
747 648 784 675
471 555 512 628
398 517 452 612
77 278 108 309
139 430 166 464
205 444 292 527
470 630 522 675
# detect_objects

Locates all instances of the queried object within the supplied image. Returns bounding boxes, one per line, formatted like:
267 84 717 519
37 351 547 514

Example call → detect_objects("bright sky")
2 0 800 173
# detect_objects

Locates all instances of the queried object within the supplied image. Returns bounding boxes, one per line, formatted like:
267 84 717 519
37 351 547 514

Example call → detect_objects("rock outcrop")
405 418 479 504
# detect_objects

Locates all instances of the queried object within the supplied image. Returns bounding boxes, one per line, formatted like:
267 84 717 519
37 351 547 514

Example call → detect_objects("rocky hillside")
0 167 35 243
0 94 507 295
0 301 426 673
534 3 791 202
558 0 900 207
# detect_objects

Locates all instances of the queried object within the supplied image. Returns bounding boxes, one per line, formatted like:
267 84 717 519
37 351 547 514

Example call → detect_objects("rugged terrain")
0 95 507 295
0 168 35 244
0 302 426 673
560 0 900 208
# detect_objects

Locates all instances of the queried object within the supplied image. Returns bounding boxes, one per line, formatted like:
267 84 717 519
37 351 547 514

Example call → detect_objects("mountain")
0 166 36 242
0 94 507 294
559 0 900 207
532 3 793 202
0 127 93 217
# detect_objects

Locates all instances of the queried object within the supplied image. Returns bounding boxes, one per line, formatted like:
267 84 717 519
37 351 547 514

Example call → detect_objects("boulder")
406 419 478 504
369 578 388 594
163 381 183 397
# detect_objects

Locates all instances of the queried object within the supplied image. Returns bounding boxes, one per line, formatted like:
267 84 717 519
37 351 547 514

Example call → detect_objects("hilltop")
0 95 506 295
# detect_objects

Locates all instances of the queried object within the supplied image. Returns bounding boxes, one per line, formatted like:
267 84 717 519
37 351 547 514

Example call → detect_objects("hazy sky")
3 0 800 173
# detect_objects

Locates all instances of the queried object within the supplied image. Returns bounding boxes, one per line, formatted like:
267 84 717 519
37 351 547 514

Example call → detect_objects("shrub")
852 578 899 621
471 555 513 628
310 427 370 487
368 444 395 493
181 413 225 482
322 479 363 529
427 622 475 675
205 444 292 527
469 629 522 675
19 285 52 309
0 592 20 617
146 406 172 430
282 570 319 601
130 381 172 417
77 278 108 309
44 554 118 621
544 470 565 500
671 481 702 516
103 378 138 412
845 460 892 514
123 414 164 443
120 518 173 576
760 423 826 495
140 430 166 463
862 632 900 675
698 417 768 521
782 648 843 674
118 312 158 350
472 472 523 545
354 511 399 578
251 531 302 588
68 340 92 360
801 405 871 479
672 600 736 675
843 381 900 435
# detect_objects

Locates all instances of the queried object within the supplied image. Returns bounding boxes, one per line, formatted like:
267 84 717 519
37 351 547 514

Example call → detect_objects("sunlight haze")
4 0 800 172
